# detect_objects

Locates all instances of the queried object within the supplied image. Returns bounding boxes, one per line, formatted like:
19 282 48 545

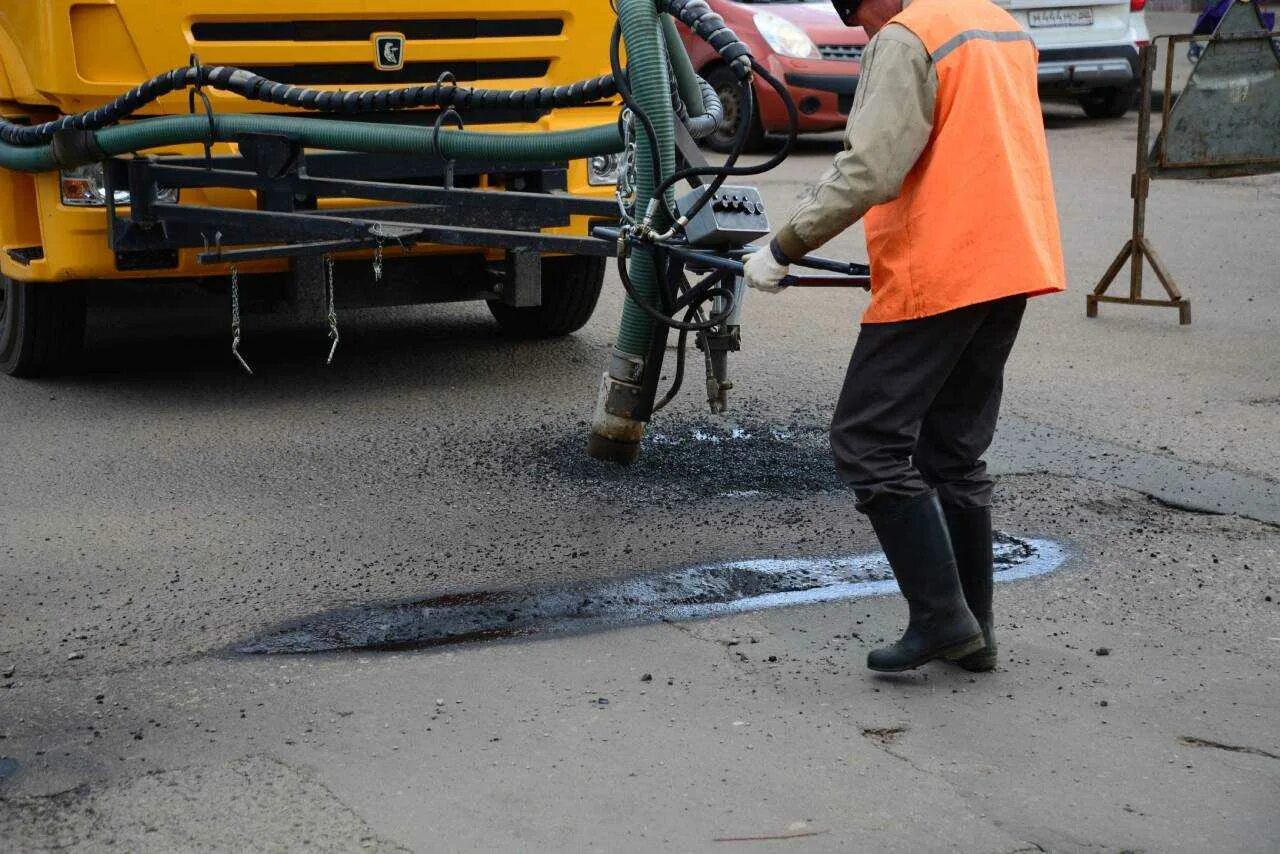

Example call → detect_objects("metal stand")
1088 45 1191 325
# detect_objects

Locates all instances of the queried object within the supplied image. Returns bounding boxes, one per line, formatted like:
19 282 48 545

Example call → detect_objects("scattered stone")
1100 700 1109 707
1 665 13 679
640 673 653 682
767 655 778 663
861 726 907 746
435 699 445 707
1095 647 1111 656
67 652 85 661
595 697 610 706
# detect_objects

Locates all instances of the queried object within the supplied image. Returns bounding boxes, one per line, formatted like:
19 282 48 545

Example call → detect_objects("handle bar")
591 227 871 290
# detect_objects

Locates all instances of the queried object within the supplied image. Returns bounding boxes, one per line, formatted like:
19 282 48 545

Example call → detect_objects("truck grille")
818 44 864 62
240 60 550 86
192 18 564 42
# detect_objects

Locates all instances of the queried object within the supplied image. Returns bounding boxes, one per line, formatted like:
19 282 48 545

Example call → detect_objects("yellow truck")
0 0 836 464
0 1 626 375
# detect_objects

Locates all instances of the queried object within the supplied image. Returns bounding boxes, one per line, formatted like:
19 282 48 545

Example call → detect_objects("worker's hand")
743 242 790 294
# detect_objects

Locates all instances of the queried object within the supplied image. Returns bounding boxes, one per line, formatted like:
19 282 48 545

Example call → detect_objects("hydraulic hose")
662 14 719 141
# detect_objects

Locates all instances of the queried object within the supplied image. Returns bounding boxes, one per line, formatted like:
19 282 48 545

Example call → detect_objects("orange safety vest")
861 0 1066 324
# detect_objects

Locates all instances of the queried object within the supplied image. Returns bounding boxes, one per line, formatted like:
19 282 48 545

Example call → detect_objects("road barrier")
1089 0 1280 324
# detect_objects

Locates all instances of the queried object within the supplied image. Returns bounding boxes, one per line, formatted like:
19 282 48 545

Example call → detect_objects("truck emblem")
373 33 406 71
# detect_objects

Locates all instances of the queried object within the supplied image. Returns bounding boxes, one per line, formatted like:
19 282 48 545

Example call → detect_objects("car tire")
704 66 769 154
1077 86 1137 119
0 277 87 377
487 256 605 338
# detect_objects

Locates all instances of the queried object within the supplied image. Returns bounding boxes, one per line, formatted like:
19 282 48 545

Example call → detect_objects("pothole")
525 416 839 499
235 535 1068 655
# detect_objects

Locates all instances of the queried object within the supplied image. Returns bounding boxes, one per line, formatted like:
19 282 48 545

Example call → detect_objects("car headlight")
754 11 818 60
60 163 179 207
587 153 620 186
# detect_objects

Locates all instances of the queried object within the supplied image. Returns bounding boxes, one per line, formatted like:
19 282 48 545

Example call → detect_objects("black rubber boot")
865 493 985 672
943 504 997 672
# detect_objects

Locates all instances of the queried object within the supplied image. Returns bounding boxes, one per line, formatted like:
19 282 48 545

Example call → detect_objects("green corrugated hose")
613 0 676 358
0 114 626 173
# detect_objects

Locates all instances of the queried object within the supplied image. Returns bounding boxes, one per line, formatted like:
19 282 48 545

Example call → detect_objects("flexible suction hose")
614 2 678 359
0 113 626 173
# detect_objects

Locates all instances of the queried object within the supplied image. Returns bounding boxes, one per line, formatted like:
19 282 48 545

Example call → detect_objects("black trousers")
830 295 1028 512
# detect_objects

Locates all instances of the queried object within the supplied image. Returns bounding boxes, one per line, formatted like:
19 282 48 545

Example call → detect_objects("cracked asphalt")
2 91 1278 851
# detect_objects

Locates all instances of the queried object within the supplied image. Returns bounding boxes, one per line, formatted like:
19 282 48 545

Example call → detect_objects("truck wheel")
488 256 605 338
705 66 768 154
0 277 87 377
1078 87 1136 119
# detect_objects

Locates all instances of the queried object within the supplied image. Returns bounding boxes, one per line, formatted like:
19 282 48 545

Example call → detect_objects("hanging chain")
371 229 385 284
617 107 639 221
325 254 340 365
229 264 253 375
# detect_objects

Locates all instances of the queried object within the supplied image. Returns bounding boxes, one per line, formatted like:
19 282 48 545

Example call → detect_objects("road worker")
744 0 1066 672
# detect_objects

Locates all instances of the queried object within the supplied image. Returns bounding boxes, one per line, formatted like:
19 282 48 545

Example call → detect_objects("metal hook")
432 107 465 190
187 54 217 170
229 264 253 375
324 254 340 366
371 226 385 284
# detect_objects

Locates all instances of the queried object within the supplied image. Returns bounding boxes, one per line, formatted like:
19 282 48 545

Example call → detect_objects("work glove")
743 240 790 294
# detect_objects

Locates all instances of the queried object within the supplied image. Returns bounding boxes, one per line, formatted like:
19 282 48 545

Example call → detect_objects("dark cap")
831 0 862 23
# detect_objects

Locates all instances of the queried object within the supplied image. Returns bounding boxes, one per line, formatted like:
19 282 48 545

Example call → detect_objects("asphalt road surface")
1 97 1277 851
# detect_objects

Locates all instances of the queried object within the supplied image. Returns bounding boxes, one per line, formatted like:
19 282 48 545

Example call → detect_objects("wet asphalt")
1 100 1278 851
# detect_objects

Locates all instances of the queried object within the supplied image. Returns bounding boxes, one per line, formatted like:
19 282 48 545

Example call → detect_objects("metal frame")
1088 43 1191 325
1091 16 1280 324
106 133 619 268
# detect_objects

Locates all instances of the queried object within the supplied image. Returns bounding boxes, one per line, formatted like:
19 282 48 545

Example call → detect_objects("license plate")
1028 7 1094 27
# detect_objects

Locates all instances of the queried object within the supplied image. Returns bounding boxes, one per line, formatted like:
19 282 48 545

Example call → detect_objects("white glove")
743 242 790 294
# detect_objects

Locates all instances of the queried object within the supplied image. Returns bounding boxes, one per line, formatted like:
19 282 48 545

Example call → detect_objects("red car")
677 0 868 152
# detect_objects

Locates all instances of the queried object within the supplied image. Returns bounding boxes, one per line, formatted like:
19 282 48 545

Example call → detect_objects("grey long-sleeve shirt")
774 23 938 262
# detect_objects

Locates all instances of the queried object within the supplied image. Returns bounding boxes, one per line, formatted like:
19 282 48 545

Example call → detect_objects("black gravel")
521 413 842 500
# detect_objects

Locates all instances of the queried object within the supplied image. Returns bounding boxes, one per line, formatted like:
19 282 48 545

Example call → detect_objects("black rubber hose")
0 65 622 147
671 74 754 228
655 57 800 213
616 253 736 332
661 0 753 79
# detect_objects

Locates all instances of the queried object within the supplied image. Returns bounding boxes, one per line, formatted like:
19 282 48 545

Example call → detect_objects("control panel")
678 185 771 249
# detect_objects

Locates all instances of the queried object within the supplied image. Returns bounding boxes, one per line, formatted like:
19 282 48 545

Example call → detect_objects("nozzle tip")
587 431 641 465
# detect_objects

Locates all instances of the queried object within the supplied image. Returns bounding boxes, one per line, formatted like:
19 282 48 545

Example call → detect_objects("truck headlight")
60 164 179 207
754 12 818 60
587 153 620 186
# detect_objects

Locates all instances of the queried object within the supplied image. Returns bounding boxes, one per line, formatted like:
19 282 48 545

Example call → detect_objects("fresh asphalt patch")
234 534 1066 655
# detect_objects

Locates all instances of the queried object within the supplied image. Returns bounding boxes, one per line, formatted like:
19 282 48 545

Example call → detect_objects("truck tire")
488 256 605 338
1078 86 1136 120
705 65 768 154
0 277 86 377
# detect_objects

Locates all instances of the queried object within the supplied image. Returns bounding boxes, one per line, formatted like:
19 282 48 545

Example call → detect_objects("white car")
1001 0 1152 118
